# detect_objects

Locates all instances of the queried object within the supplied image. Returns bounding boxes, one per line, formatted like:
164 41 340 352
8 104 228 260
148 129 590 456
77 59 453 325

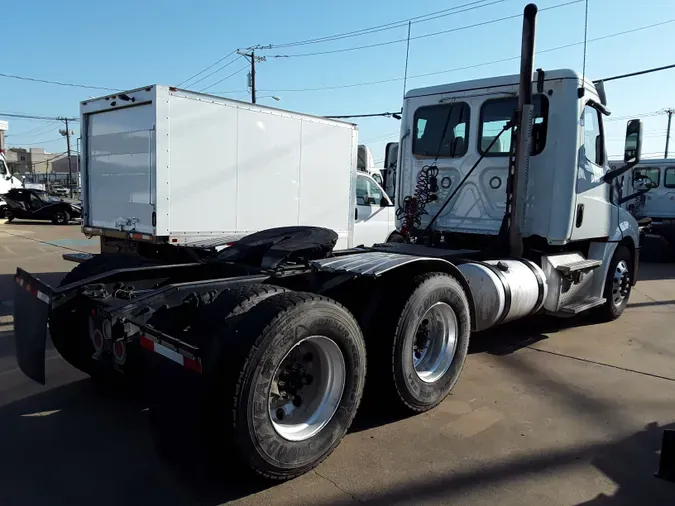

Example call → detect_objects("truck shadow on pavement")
0 376 281 506
317 421 675 506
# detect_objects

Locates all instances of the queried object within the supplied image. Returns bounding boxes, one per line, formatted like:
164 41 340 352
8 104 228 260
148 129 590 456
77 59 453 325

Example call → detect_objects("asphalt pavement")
0 221 674 505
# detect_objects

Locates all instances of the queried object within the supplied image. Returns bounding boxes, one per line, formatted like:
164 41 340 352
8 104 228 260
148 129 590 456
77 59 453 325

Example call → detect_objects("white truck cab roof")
405 69 593 99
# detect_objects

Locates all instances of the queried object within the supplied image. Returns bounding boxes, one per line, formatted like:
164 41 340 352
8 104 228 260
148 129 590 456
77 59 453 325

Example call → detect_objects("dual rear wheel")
149 273 471 480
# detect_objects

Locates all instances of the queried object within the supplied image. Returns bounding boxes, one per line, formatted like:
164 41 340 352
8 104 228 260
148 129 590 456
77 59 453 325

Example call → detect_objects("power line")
266 0 508 49
5 120 60 138
177 49 238 87
9 137 65 147
327 112 402 119
361 131 402 144
260 18 675 93
185 56 242 89
273 0 581 58
0 72 119 92
605 110 665 122
595 63 675 84
198 64 250 92
0 112 78 122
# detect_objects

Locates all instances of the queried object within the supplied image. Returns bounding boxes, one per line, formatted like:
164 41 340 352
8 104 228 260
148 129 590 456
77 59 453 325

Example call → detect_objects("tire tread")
390 272 470 413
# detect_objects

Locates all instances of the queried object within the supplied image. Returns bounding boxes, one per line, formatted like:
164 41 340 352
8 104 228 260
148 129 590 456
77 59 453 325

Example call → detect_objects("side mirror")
624 119 643 164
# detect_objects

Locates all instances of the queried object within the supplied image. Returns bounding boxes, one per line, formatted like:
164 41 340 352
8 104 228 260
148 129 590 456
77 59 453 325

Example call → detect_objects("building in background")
5 148 80 186
0 120 7 151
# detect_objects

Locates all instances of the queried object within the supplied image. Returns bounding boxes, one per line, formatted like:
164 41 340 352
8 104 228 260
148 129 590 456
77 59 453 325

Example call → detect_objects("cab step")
559 297 606 314
555 259 602 275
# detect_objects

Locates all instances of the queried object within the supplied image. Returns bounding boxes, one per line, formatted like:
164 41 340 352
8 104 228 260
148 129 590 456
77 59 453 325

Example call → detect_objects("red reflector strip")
140 334 202 374
130 233 153 241
15 276 50 304
183 356 203 374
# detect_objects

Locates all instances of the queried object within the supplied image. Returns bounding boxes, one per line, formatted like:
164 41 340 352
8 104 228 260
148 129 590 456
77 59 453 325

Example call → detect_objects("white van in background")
612 158 675 255
0 153 22 195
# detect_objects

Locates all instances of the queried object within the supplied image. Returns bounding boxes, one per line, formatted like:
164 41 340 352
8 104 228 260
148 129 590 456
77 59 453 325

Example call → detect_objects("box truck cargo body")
80 86 360 250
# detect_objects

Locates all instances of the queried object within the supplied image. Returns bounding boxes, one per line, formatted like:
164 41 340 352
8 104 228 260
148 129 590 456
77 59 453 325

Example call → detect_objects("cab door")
353 173 394 247
570 104 613 240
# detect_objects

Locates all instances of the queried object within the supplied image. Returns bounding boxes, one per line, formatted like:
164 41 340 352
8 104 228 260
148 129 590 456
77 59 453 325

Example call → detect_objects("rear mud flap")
13 272 52 384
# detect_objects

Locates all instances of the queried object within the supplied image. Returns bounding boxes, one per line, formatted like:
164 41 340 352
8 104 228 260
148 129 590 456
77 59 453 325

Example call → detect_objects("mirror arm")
604 160 639 183
619 188 649 205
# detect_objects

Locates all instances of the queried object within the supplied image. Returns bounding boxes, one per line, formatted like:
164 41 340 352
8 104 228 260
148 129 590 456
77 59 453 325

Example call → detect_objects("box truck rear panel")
86 103 156 235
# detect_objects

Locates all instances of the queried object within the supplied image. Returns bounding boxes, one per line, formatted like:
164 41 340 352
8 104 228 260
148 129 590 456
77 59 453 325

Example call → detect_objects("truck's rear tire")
147 283 290 466
372 272 471 413
49 253 155 378
596 245 633 322
200 292 366 480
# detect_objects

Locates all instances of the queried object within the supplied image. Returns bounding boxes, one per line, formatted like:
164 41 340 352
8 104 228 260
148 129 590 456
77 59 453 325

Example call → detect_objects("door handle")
355 208 358 220
575 203 584 228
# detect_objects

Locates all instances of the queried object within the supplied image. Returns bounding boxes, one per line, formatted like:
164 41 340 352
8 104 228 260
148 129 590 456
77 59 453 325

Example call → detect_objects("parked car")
2 188 81 224
49 184 69 197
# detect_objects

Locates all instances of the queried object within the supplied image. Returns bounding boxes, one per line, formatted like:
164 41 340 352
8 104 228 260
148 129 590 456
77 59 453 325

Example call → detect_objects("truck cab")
396 69 640 251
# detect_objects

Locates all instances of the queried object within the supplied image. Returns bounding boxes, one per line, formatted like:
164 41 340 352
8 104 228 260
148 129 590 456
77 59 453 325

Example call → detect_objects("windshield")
36 191 63 203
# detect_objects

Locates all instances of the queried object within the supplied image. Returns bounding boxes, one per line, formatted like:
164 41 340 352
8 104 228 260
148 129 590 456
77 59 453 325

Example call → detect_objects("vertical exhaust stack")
509 3 538 257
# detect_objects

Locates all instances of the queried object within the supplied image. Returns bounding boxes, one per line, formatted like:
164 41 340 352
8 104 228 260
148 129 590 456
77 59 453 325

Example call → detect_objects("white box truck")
78 89 396 261
13 3 648 484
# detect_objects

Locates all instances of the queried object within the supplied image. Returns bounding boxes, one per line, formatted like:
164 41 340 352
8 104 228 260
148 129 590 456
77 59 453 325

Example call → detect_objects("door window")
664 167 675 188
0 160 7 176
356 175 384 206
582 106 604 166
29 193 43 209
633 167 660 188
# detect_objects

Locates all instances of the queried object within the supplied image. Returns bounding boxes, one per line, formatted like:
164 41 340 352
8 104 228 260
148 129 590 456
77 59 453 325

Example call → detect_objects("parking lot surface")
0 221 674 505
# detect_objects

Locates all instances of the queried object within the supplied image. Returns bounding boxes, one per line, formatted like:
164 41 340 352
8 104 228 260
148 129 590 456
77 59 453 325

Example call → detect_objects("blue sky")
3 0 674 164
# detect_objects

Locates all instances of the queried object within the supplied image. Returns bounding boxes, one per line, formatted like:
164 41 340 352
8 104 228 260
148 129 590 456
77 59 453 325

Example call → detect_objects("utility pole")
665 108 674 158
58 118 74 198
237 49 266 104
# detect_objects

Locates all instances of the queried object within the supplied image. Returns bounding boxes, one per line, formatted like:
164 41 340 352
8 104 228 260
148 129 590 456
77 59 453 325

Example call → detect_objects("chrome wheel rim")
413 302 458 383
612 260 631 307
269 336 345 442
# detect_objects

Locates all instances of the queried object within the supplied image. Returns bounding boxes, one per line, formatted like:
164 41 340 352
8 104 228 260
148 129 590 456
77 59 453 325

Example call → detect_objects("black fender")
312 253 477 331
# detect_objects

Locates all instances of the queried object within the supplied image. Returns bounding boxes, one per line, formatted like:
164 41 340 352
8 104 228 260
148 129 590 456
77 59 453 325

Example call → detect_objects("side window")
633 167 660 188
356 175 383 205
478 95 548 156
413 102 469 158
665 167 675 188
582 106 604 166
0 160 7 176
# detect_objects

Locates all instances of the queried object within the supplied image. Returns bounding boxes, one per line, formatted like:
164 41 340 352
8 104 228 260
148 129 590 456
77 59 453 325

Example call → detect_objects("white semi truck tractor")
13 4 644 481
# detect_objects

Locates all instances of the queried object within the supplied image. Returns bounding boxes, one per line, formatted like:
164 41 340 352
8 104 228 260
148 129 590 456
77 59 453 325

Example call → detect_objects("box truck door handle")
355 208 358 220
576 203 584 228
